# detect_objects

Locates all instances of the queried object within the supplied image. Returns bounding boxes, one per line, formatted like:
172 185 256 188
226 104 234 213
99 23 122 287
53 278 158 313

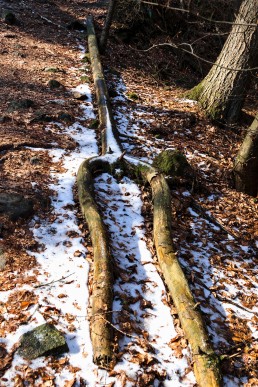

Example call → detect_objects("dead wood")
77 158 114 368
77 15 222 385
87 15 121 154
126 162 222 387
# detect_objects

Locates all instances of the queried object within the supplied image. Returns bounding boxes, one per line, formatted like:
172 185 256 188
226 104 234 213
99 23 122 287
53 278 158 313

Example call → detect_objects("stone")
0 193 34 220
48 79 62 89
73 91 88 101
153 149 192 177
57 112 74 123
30 156 41 165
18 323 69 360
7 99 34 112
2 10 16 25
31 111 53 123
66 20 86 31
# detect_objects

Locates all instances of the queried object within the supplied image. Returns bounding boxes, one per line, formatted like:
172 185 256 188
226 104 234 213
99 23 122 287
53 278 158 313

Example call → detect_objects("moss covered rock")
7 99 34 112
0 193 34 220
153 149 192 177
18 323 69 360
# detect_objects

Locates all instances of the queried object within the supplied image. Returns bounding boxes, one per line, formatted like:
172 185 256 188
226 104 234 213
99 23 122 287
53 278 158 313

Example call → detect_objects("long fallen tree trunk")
77 158 114 368
77 15 222 385
138 165 222 386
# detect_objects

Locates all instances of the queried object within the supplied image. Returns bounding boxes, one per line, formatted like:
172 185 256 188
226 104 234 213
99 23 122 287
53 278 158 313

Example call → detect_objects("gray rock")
48 79 62 89
18 323 69 360
7 99 34 112
2 10 16 25
73 91 88 101
57 112 74 123
30 156 41 165
0 193 34 220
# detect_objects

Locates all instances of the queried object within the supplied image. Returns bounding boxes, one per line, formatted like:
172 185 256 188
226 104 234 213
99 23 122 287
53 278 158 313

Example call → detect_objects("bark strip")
77 158 113 368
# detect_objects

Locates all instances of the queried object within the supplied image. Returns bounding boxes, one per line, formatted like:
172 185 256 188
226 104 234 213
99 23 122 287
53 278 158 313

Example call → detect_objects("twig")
118 150 126 161
140 1 257 27
138 42 258 72
96 315 139 339
34 272 75 288
182 263 258 316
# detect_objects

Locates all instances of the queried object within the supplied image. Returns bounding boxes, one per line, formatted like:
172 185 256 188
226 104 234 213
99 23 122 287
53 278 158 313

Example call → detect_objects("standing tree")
99 0 118 54
187 0 258 124
234 113 258 196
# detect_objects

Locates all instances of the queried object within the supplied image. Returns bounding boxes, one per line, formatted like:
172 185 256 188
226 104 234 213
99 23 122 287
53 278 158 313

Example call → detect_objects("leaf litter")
0 0 257 385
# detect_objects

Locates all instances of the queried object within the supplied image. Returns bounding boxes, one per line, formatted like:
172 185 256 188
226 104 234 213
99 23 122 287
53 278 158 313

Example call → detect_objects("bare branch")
138 42 258 72
140 1 258 27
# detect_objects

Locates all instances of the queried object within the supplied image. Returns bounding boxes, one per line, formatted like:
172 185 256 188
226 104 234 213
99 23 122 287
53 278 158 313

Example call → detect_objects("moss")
153 149 191 177
82 53 91 63
80 75 90 83
89 119 99 129
126 92 139 101
185 82 204 101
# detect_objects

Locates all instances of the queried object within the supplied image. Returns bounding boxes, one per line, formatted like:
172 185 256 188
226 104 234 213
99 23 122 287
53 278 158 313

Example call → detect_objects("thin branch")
34 272 75 288
138 42 258 72
140 1 257 27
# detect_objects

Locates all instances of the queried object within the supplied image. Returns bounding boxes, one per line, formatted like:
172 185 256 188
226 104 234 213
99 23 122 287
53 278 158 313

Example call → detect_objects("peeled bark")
234 113 258 196
77 158 114 368
187 0 258 123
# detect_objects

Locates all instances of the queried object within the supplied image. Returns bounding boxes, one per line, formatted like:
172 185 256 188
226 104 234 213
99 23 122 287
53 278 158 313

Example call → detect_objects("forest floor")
0 0 257 386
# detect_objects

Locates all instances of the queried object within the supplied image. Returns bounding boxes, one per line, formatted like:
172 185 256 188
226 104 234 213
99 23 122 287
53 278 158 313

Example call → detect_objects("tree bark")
187 0 258 124
135 164 222 387
87 15 121 153
99 0 117 54
77 158 114 368
234 113 258 196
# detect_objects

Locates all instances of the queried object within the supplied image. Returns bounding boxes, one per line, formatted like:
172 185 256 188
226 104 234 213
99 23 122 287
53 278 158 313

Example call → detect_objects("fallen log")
77 15 222 385
137 164 222 386
77 158 114 368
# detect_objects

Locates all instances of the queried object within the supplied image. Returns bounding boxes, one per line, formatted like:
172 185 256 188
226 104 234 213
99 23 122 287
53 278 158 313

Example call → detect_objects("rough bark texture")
77 158 114 368
138 165 222 387
87 15 121 154
234 113 258 196
187 0 258 123
99 0 117 53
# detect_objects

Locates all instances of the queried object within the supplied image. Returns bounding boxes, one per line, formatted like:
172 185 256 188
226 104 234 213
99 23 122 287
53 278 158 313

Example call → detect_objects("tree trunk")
77 159 114 368
137 165 222 387
99 0 117 54
187 0 258 124
234 113 258 196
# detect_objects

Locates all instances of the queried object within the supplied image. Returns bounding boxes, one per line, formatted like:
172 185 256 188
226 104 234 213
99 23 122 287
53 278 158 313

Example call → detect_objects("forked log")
77 15 222 385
